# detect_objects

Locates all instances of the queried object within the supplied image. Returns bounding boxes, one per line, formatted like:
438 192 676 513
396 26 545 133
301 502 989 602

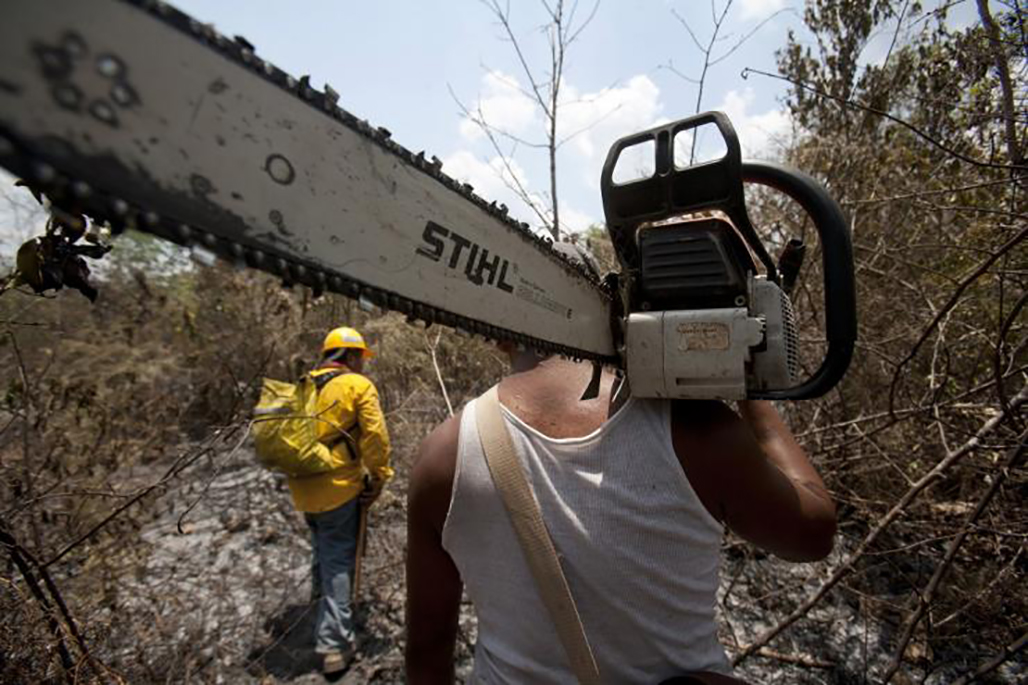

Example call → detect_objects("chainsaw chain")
0 0 616 364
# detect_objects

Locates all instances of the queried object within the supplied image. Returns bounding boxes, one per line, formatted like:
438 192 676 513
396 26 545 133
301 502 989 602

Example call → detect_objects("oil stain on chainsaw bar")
32 30 140 130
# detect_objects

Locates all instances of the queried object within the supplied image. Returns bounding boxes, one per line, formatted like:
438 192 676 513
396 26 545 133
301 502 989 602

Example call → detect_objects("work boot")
321 647 354 676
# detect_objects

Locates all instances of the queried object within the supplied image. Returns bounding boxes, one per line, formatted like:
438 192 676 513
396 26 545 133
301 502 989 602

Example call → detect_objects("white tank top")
442 395 730 684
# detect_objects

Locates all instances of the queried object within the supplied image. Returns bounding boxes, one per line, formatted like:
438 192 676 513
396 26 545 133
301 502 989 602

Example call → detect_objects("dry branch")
882 430 1028 682
732 383 1028 665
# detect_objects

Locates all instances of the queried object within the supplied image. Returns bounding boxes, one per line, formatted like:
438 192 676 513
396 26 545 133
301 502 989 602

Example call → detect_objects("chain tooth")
323 85 340 113
298 75 312 100
0 0 608 360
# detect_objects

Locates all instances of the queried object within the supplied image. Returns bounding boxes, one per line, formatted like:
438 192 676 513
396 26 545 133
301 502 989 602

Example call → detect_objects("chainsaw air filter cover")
637 217 754 310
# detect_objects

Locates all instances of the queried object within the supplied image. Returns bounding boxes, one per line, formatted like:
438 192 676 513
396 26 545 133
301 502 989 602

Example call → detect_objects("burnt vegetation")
1 1 1026 683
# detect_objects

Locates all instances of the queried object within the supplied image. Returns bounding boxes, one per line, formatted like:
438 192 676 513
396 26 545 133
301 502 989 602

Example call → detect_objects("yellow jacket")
287 366 393 513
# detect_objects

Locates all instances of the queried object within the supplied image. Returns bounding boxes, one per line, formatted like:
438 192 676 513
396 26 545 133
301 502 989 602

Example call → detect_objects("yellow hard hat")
322 326 374 358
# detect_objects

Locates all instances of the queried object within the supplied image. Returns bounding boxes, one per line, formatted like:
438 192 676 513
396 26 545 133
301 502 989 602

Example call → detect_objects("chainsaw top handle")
601 111 777 281
600 110 856 400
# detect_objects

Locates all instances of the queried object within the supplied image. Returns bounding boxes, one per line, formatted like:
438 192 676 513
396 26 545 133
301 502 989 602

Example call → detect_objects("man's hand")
359 478 385 507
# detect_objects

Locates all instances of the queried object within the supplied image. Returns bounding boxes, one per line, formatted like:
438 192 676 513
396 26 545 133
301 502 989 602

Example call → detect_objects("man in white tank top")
405 346 836 684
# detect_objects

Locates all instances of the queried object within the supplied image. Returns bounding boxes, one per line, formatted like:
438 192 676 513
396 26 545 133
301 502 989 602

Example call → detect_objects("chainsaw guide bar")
0 0 617 362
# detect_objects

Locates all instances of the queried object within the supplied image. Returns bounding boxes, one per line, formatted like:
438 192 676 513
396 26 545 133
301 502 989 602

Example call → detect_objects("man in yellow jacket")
290 326 393 675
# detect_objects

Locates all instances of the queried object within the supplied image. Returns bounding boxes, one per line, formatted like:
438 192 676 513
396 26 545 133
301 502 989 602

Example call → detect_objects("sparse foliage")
726 1 1027 681
1 2 1026 683
456 0 601 239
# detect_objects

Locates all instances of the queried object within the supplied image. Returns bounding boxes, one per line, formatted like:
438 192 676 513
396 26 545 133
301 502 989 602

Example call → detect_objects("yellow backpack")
251 371 357 477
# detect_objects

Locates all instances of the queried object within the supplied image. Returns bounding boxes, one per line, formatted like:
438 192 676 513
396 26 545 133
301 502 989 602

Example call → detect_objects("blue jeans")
305 497 359 653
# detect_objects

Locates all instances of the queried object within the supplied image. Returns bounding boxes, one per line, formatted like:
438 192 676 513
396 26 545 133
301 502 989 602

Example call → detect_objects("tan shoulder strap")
475 385 601 685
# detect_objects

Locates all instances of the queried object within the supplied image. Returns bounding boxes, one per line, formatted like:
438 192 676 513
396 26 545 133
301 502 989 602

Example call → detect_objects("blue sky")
1 0 979 247
172 0 807 233
166 0 976 234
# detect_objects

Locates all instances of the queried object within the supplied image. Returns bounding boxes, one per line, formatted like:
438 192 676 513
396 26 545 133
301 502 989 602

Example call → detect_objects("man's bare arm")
672 400 836 562
405 413 463 685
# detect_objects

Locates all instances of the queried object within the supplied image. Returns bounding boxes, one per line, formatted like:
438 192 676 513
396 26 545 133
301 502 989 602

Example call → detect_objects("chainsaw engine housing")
626 276 798 399
601 111 856 400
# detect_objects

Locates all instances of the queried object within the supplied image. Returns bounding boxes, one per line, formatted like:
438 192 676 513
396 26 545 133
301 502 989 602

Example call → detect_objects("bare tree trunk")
976 0 1025 166
458 0 599 239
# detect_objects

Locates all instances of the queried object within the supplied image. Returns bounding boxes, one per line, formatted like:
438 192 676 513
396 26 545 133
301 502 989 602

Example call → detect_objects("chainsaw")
0 0 856 401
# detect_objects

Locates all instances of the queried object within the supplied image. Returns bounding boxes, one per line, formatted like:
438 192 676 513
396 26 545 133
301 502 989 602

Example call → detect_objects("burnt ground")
99 441 1022 684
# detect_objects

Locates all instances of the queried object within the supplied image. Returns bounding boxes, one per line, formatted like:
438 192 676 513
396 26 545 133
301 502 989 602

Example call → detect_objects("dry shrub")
0 226 510 682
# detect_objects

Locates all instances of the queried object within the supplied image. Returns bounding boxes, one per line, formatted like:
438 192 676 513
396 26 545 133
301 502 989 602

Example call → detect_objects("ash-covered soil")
110 442 1021 684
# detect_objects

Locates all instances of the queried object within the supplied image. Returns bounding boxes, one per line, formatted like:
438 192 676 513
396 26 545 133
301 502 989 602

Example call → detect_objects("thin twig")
42 441 219 569
732 384 1028 665
882 430 1028 682
951 629 1028 685
0 523 75 674
427 330 454 417
888 224 1028 416
740 66 1028 172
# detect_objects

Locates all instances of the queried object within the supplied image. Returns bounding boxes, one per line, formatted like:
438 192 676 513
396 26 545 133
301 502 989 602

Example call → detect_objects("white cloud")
558 75 664 187
560 75 663 158
459 70 537 142
739 0 785 21
441 150 546 227
714 88 792 156
453 72 666 231
557 201 598 234
440 150 599 235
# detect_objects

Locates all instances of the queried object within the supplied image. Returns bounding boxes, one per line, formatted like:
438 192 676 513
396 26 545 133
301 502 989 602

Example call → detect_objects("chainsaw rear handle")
742 161 856 400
